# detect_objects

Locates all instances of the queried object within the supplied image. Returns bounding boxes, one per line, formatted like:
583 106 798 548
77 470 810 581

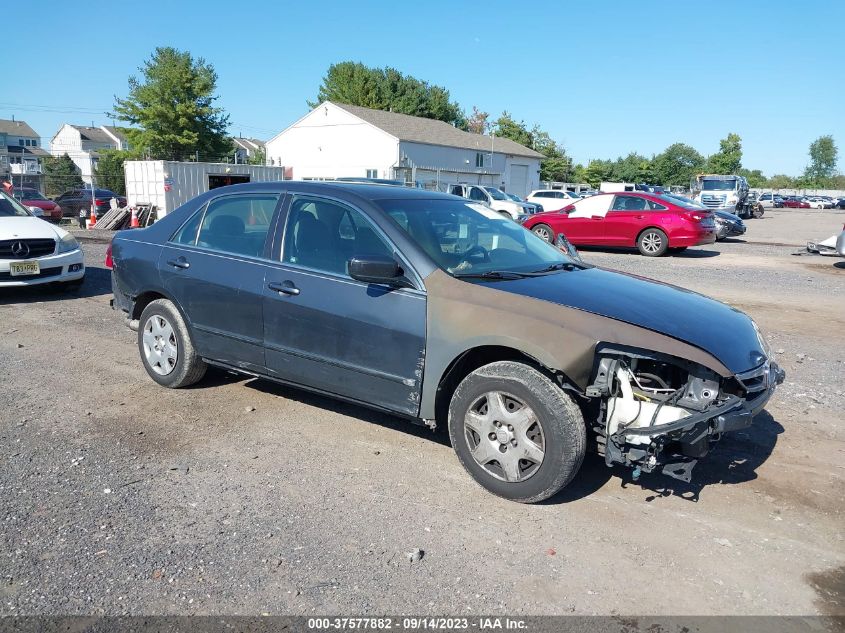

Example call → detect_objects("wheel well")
636 225 666 243
131 291 167 320
433 345 576 426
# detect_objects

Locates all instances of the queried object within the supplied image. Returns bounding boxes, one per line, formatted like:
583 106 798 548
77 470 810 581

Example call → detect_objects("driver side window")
282 196 394 276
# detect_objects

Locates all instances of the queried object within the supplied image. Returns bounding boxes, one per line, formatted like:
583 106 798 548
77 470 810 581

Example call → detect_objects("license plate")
10 261 40 276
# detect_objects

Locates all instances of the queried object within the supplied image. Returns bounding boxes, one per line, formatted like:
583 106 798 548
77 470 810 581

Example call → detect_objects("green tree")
707 133 743 174
247 147 266 166
613 152 654 183
112 47 231 161
42 153 83 197
583 159 616 188
492 112 534 147
651 143 705 187
94 149 134 195
737 168 767 188
803 134 838 185
466 106 489 135
311 61 465 126
767 174 795 189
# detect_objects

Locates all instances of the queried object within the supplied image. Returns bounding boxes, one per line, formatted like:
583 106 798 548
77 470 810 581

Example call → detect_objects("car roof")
199 180 457 202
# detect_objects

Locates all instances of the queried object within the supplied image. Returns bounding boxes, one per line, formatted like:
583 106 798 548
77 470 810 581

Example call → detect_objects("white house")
0 119 49 189
49 124 129 183
265 102 544 197
231 136 266 164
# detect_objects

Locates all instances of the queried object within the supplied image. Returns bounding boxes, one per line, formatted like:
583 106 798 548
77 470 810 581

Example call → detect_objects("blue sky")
4 0 842 176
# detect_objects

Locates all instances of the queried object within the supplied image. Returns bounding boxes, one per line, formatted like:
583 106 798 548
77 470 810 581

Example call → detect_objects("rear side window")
172 194 279 257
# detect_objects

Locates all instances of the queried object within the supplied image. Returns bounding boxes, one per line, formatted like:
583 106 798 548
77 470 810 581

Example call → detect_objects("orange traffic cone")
130 207 140 228
89 205 97 229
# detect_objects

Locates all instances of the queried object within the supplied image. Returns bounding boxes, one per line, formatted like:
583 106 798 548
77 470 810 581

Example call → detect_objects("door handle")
166 257 190 269
268 281 300 296
635 214 645 219
590 215 604 220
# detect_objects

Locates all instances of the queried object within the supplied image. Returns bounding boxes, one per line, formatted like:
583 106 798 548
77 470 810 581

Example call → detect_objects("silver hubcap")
534 227 552 242
463 391 545 483
142 315 178 376
642 232 662 253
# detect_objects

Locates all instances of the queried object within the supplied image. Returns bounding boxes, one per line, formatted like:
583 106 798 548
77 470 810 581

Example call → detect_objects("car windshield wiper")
527 261 589 274
451 270 528 280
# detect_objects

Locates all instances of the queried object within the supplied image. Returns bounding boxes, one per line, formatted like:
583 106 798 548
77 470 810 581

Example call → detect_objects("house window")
475 152 484 168
365 169 378 178
19 139 24 146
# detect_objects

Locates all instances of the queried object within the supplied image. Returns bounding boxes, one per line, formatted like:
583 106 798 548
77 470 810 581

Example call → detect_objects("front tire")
637 228 669 256
531 224 555 242
138 299 207 388
447 361 586 503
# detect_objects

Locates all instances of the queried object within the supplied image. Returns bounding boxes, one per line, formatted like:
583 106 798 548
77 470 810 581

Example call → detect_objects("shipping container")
124 160 285 216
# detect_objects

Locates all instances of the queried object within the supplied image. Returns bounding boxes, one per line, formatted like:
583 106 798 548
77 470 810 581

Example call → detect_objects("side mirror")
555 233 583 262
348 255 404 285
561 205 574 213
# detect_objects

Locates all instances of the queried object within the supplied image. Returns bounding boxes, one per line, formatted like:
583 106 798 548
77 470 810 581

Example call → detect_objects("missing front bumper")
601 362 785 483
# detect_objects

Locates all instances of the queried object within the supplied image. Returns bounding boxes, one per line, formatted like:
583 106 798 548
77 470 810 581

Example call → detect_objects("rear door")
159 192 281 372
261 194 426 416
603 194 654 245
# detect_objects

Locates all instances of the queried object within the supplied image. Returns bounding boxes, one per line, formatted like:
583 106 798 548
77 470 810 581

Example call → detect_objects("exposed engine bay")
584 345 784 483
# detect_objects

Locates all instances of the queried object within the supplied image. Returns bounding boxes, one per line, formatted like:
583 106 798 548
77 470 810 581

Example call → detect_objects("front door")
159 192 280 372
562 195 612 244
262 195 426 416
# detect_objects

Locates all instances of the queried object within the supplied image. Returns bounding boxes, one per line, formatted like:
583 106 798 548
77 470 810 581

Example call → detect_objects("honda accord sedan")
0 191 85 288
522 192 717 256
110 182 783 502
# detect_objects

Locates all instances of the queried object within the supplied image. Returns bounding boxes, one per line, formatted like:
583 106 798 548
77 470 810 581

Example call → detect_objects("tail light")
685 212 706 222
94 198 105 206
105 242 113 269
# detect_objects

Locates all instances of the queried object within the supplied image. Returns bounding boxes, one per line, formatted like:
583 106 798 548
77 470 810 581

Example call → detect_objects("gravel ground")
1 211 843 617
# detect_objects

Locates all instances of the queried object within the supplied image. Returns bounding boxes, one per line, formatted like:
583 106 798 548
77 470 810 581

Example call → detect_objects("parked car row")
759 193 845 209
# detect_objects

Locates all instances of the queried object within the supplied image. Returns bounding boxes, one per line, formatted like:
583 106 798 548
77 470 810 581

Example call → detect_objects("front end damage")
584 345 785 482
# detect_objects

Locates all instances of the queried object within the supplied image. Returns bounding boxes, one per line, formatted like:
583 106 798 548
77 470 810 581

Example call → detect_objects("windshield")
483 187 507 200
0 192 33 217
16 190 48 201
702 179 738 191
377 198 570 277
661 194 706 210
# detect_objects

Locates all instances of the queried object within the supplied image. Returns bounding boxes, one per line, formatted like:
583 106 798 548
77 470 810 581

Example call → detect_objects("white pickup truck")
448 184 537 220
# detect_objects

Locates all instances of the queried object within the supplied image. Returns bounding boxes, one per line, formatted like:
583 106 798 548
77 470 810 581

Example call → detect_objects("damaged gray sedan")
110 182 784 503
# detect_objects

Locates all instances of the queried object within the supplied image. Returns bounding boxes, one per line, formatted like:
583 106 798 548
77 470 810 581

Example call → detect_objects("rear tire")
637 228 669 257
531 224 555 242
138 299 207 388
447 361 586 503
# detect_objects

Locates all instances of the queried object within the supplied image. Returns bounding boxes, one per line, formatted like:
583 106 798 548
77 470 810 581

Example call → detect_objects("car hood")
21 200 57 210
0 216 69 241
475 266 767 374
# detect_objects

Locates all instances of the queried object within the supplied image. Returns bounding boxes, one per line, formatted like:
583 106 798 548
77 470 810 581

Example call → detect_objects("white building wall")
50 125 93 182
400 141 540 196
266 103 398 180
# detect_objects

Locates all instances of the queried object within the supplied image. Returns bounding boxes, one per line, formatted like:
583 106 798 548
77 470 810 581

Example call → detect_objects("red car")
782 196 810 209
521 192 717 256
12 187 63 222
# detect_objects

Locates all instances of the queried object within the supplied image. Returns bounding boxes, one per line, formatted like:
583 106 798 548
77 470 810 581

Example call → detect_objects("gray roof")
71 125 126 145
232 137 265 151
332 102 544 159
102 126 129 142
0 119 39 138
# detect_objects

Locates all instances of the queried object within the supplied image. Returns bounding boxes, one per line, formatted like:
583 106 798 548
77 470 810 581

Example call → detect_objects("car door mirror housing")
348 256 404 285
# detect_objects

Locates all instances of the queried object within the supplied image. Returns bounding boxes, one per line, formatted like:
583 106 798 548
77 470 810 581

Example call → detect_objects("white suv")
447 184 533 220
526 189 582 212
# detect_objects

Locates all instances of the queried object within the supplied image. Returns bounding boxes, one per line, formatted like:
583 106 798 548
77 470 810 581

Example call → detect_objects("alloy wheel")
641 231 662 254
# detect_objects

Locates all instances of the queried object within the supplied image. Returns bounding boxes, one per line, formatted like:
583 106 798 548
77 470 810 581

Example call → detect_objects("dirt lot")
1 209 843 617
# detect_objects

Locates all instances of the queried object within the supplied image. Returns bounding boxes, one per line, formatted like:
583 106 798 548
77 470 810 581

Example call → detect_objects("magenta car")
522 192 717 256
